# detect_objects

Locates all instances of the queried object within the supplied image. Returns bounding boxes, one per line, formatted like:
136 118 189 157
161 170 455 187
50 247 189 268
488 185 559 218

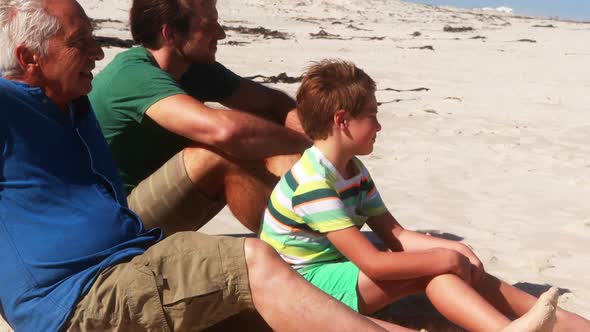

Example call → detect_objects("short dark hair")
296 59 376 140
130 0 194 48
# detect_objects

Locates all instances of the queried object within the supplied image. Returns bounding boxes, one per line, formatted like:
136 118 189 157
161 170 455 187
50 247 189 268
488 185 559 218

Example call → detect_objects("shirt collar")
1 78 90 124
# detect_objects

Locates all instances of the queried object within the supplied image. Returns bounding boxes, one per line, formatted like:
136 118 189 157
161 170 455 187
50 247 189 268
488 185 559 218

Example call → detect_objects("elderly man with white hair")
0 1 396 331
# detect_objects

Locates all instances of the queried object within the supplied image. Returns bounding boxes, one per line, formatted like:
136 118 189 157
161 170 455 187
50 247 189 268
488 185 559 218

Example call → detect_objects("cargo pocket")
150 253 231 331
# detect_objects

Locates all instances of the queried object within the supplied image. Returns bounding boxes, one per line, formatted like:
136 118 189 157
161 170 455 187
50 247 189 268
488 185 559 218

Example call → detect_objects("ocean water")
404 0 590 22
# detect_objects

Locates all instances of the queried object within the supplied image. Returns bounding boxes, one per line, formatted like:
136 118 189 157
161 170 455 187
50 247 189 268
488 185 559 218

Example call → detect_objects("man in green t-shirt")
90 0 310 235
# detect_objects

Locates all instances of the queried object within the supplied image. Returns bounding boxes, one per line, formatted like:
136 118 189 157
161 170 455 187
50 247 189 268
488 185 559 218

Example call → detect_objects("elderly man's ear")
14 45 40 78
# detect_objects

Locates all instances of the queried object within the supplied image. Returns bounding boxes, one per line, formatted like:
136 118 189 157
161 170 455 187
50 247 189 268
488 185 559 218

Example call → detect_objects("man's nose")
217 23 226 40
90 38 105 61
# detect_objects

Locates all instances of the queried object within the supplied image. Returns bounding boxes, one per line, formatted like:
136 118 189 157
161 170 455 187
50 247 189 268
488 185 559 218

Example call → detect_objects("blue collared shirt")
0 78 162 332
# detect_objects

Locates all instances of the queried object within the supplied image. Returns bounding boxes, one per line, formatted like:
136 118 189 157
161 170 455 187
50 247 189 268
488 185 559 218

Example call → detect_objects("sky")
404 0 590 21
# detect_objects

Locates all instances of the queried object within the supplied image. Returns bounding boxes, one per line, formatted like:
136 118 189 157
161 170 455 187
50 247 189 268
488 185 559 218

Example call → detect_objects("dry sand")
2 0 589 331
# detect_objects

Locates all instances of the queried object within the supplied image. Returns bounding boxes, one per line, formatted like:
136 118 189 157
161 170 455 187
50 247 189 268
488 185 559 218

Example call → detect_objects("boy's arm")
326 226 472 282
367 212 485 284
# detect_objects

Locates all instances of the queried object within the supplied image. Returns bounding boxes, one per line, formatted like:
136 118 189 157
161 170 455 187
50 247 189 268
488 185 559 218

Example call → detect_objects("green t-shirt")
89 47 241 192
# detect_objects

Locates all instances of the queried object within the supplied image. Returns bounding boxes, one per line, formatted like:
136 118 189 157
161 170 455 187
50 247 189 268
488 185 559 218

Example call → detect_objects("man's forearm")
146 93 309 160
221 78 297 126
216 109 311 159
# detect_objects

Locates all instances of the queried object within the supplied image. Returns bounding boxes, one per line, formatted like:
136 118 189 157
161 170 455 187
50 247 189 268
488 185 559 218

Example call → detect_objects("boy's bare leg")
358 272 513 331
499 287 558 332
244 239 388 332
358 271 581 332
425 274 513 331
474 273 590 331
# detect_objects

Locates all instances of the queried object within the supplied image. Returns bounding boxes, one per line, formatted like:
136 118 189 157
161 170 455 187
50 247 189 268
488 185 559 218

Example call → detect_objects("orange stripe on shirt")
292 196 340 210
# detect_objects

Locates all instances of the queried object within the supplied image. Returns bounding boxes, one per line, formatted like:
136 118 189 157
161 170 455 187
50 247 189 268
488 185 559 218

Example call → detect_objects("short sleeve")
292 180 355 233
112 65 183 122
89 49 186 125
359 166 388 217
180 62 241 102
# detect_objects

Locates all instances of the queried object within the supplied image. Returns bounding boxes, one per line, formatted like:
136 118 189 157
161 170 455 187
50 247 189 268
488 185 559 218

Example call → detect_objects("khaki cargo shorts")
127 150 226 236
65 232 253 332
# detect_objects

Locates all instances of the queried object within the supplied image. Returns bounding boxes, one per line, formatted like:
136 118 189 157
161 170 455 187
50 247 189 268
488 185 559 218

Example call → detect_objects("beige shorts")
65 232 253 332
127 150 226 236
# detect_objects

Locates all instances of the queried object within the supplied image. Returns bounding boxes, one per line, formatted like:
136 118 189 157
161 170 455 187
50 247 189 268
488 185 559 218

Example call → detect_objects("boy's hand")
455 243 486 286
444 249 472 284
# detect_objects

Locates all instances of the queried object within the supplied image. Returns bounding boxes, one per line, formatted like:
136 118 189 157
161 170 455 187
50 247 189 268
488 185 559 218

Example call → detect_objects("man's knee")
243 238 293 292
264 153 300 177
243 238 278 266
183 146 233 184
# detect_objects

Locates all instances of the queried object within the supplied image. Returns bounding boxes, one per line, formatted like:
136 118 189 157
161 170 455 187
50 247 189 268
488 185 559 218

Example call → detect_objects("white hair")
0 0 61 78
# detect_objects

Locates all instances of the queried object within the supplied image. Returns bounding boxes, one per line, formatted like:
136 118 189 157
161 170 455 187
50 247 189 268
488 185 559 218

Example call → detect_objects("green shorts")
301 261 361 312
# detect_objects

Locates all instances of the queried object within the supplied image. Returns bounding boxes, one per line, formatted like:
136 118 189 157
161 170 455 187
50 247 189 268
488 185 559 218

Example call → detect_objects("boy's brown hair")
296 59 376 140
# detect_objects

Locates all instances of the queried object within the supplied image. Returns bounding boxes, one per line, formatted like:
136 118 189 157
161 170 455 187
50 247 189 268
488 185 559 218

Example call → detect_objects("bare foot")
500 287 559 332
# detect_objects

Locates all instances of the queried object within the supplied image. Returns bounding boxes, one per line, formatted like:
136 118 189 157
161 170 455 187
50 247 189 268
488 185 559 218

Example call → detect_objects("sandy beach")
2 0 589 330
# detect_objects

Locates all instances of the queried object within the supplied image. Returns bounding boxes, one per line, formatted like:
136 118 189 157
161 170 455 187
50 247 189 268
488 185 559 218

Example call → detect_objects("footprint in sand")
535 254 557 273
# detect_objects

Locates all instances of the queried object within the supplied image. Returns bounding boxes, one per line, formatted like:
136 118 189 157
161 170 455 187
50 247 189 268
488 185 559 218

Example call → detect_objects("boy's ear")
334 109 349 130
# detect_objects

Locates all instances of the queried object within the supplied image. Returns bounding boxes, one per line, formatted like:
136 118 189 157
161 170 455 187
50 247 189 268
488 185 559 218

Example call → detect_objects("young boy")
259 60 590 331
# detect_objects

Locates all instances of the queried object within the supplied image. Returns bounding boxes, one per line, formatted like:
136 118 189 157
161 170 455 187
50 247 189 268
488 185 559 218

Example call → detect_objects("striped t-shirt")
260 146 387 272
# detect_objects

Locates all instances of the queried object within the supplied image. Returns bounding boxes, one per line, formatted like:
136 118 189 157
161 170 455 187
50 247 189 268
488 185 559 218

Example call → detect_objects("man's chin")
184 53 216 65
71 84 92 99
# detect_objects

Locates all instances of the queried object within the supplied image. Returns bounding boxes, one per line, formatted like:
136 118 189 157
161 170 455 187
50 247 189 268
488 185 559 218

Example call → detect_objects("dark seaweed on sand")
532 24 556 28
310 29 345 40
222 25 289 39
94 36 135 48
244 73 303 84
89 18 124 29
443 25 474 32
